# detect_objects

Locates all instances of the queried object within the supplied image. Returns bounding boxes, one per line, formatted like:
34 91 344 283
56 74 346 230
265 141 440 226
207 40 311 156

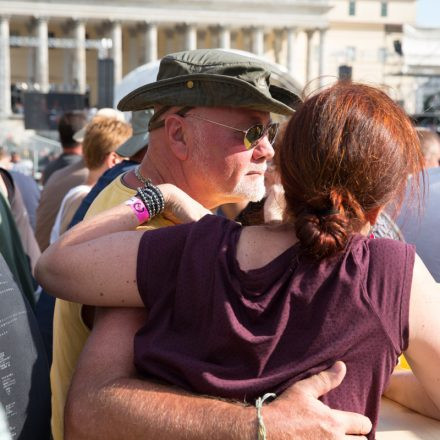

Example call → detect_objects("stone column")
318 27 327 87
183 23 197 51
62 23 72 89
110 20 122 85
73 19 86 94
218 25 230 49
251 26 264 56
141 22 157 64
0 16 11 117
286 27 297 75
36 17 49 92
305 29 314 84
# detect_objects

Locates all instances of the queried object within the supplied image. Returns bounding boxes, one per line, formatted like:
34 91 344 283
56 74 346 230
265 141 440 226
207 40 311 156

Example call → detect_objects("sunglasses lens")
244 123 279 149
244 125 264 149
268 123 279 143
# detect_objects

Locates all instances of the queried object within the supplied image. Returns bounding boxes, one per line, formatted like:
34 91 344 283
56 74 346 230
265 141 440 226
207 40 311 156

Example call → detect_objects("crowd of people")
1 48 440 440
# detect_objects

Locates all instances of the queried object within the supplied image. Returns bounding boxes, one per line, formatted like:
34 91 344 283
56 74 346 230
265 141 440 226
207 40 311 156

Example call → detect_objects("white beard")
231 175 266 202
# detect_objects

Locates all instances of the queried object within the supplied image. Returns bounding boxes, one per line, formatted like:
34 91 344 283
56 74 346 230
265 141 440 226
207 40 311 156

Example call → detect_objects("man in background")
397 127 440 280
41 111 86 185
417 127 440 169
50 116 131 242
35 109 126 362
69 110 151 228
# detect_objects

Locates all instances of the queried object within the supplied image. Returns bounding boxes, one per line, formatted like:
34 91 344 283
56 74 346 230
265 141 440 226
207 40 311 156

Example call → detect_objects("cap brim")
117 74 298 116
116 131 149 157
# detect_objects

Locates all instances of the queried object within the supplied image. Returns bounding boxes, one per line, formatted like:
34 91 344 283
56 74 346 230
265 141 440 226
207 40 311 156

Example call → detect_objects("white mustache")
247 166 267 174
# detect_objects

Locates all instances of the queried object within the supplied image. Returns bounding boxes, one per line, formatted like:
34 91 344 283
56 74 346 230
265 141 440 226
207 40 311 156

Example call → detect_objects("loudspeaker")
97 58 114 108
23 92 85 130
338 65 352 81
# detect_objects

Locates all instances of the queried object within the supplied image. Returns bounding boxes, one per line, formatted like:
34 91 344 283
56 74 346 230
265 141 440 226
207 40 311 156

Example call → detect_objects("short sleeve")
365 238 415 352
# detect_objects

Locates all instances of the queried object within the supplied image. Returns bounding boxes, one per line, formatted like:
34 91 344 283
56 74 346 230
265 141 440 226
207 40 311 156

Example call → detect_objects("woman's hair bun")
293 188 365 259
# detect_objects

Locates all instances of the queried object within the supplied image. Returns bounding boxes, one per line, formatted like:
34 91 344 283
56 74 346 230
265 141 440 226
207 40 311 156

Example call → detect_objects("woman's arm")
35 203 145 307
388 255 440 418
35 184 211 307
384 369 440 419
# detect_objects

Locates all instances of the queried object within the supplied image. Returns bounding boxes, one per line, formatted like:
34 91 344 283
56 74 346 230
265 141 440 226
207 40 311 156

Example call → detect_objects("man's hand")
265 362 372 439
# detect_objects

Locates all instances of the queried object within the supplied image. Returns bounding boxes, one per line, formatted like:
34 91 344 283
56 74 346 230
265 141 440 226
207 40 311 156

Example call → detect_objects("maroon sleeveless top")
135 215 414 437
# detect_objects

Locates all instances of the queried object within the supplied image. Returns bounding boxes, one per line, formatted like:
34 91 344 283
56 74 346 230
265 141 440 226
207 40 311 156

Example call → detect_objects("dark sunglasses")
185 114 279 150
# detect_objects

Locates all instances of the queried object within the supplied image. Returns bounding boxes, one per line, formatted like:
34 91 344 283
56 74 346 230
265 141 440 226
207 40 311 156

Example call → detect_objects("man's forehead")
197 106 270 121
154 105 271 124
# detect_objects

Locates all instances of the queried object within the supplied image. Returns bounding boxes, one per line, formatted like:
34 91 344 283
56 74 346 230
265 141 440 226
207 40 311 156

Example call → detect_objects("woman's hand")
158 184 211 224
264 182 286 224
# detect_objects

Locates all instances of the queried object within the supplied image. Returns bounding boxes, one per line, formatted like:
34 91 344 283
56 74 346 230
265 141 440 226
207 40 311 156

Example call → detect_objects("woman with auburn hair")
36 82 440 438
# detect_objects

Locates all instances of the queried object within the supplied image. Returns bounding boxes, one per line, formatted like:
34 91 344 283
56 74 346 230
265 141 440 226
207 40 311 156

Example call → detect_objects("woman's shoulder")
349 235 415 290
236 223 297 271
365 235 414 259
349 233 413 257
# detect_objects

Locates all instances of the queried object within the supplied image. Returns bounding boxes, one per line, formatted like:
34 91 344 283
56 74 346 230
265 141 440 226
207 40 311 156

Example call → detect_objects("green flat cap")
118 49 300 115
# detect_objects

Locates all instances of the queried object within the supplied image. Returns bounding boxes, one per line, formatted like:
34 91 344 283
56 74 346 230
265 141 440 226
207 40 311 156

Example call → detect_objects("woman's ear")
164 115 189 161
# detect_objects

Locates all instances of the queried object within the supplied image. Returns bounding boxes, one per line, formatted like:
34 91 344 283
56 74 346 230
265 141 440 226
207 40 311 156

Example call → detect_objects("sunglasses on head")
185 113 279 150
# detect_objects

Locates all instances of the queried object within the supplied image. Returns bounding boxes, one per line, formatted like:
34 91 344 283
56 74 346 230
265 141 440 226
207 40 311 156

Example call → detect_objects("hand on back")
264 362 372 439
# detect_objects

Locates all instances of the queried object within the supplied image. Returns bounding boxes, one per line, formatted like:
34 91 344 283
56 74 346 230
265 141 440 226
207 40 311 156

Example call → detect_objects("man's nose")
252 135 275 161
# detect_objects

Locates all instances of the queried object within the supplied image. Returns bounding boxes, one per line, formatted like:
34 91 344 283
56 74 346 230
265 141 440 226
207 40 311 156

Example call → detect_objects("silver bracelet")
135 165 151 186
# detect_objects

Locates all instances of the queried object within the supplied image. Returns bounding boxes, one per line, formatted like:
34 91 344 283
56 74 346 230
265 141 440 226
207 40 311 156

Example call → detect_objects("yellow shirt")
50 175 174 440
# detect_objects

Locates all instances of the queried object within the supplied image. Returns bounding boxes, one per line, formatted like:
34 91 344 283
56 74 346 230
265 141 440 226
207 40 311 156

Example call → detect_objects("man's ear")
105 152 122 168
164 115 189 161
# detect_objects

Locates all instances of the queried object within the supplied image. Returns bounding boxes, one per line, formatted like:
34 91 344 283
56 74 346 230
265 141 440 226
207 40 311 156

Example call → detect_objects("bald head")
417 127 440 169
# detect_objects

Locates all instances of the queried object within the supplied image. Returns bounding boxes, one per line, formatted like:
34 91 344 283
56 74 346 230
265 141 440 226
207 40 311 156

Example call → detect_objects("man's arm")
65 307 371 440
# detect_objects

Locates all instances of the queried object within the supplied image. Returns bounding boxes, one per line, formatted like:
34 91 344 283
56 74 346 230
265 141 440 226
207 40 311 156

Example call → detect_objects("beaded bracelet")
132 166 165 219
136 183 165 219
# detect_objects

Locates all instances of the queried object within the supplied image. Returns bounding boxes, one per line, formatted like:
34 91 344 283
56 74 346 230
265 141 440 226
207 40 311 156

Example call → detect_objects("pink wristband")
125 196 150 224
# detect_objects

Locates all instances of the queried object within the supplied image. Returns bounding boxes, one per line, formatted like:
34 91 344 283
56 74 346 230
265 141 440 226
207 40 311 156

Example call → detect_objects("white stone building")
401 24 440 114
0 0 421 120
325 0 418 112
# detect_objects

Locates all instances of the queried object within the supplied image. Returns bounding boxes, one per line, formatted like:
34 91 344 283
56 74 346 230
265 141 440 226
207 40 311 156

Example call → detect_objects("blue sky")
417 0 440 27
